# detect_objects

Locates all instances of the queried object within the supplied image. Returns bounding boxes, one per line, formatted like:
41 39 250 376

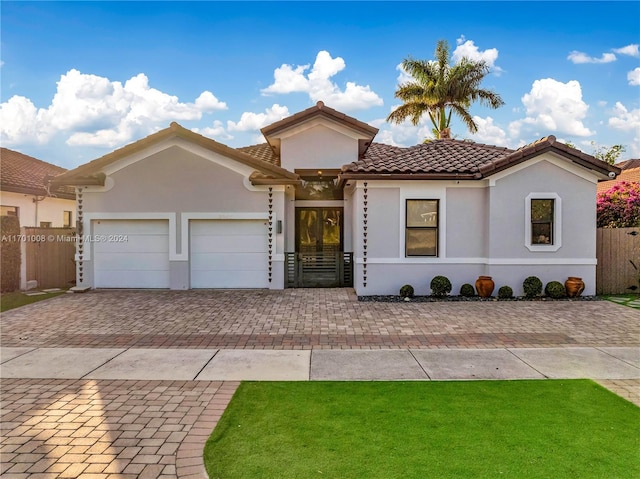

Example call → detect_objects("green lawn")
205 380 639 479
604 294 640 310
0 290 67 312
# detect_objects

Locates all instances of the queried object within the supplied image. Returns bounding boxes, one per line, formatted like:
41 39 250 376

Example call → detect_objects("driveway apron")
2 289 638 478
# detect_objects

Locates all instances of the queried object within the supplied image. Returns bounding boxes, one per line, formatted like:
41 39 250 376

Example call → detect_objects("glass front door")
295 208 343 254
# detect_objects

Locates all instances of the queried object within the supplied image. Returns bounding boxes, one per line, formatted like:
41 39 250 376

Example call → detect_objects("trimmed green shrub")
545 281 566 299
1 215 21 293
523 276 543 298
498 286 513 299
430 276 452 297
399 284 415 298
460 283 475 297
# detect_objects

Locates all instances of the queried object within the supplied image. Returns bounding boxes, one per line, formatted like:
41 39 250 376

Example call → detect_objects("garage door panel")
191 252 268 271
191 220 267 235
95 253 170 271
190 234 266 253
94 235 169 254
190 220 269 289
96 271 170 289
93 220 170 289
191 270 268 289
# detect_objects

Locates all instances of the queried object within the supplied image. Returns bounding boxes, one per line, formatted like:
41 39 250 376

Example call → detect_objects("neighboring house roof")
341 135 620 181
0 147 75 200
597 167 640 194
53 122 301 187
615 158 640 170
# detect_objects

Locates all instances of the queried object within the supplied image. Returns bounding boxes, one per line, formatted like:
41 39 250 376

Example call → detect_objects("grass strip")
0 290 67 312
205 380 639 479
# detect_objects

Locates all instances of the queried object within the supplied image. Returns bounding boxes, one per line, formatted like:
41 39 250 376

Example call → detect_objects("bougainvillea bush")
597 181 640 228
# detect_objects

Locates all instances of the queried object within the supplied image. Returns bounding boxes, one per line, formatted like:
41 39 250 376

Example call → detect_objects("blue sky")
1 1 639 169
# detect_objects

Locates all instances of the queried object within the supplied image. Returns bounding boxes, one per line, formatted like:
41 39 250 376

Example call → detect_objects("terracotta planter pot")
565 277 585 298
475 276 495 298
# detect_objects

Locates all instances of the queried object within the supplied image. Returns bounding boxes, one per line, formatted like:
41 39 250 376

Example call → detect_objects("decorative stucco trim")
80 212 177 262
81 177 115 193
400 186 447 259
524 193 562 252
357 257 597 265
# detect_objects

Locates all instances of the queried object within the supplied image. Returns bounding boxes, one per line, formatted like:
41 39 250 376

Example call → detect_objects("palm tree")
387 40 504 139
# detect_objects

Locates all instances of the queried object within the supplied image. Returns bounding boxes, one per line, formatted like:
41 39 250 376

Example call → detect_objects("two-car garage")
92 219 269 289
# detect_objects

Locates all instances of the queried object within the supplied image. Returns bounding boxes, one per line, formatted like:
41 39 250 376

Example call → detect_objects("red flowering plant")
597 181 640 228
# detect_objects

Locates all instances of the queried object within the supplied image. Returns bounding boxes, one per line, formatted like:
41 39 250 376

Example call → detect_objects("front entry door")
295 208 343 254
294 208 344 287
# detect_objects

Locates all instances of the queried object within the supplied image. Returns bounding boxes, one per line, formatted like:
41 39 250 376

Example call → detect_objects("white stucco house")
53 102 620 296
1 148 76 228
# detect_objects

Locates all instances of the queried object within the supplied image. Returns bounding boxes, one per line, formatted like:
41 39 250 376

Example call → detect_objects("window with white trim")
525 193 562 252
406 199 439 256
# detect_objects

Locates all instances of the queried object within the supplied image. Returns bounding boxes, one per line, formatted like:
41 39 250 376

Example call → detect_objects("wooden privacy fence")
22 227 76 290
596 227 640 295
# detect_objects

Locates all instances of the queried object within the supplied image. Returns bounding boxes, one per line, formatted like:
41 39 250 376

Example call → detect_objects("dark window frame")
63 210 73 228
405 199 439 257
530 198 554 245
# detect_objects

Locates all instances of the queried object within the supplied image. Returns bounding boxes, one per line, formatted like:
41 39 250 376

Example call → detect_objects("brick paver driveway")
2 289 638 478
2 289 639 349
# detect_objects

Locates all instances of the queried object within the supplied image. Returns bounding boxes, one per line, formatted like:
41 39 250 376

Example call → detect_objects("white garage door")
190 219 269 288
93 220 170 288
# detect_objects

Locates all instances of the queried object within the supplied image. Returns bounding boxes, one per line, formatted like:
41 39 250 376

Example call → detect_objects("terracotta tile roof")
615 158 640 170
342 135 620 180
597 167 640 194
237 143 279 166
344 139 513 175
1 148 75 199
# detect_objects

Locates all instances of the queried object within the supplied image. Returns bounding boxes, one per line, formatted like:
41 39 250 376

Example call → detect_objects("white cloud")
613 44 639 57
194 91 228 111
509 78 594 138
608 101 640 132
395 63 413 85
627 67 640 86
0 96 41 145
227 104 290 132
192 120 233 141
567 51 616 64
372 115 434 146
261 50 383 111
469 116 508 146
0 69 227 148
453 36 502 74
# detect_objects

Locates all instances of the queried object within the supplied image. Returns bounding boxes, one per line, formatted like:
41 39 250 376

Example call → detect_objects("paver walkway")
0 378 237 479
1 289 639 478
2 289 638 349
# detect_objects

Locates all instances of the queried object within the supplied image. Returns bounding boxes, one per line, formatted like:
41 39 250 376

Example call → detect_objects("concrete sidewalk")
2 346 638 381
2 346 638 479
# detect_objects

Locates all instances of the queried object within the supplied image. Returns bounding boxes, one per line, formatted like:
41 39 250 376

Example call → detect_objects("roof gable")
260 101 378 160
53 123 300 187
1 148 75 199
